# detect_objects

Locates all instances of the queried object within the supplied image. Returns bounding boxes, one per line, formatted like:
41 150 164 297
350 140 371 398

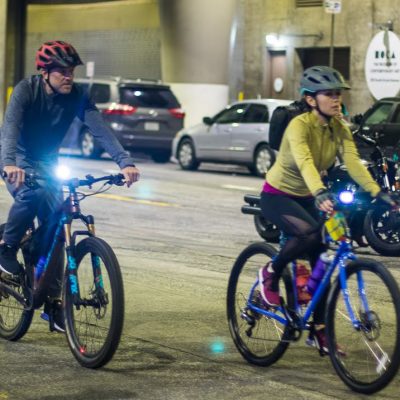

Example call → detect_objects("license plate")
144 122 159 131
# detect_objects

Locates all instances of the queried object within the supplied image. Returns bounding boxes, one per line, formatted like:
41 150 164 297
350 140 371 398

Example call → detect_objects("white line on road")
221 184 259 191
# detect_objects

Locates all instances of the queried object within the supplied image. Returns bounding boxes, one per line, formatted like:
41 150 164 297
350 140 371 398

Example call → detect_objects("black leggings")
260 191 327 324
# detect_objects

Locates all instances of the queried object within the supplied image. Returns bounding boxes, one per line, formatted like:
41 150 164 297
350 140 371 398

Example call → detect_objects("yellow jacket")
266 112 381 197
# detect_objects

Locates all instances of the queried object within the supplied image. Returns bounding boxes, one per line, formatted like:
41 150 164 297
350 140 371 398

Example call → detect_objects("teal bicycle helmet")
300 66 350 95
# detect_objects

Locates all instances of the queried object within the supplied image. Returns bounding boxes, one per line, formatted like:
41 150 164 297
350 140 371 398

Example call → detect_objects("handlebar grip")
241 205 261 215
243 194 261 206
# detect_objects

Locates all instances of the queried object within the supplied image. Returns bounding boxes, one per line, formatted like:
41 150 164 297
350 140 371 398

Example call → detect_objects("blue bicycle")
227 204 400 394
0 171 125 368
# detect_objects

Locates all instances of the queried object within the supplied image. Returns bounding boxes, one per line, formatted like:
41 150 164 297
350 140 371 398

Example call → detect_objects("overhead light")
265 32 323 48
265 33 282 47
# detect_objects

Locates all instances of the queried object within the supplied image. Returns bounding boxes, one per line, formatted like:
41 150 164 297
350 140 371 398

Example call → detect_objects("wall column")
0 0 7 123
0 0 27 123
159 0 235 127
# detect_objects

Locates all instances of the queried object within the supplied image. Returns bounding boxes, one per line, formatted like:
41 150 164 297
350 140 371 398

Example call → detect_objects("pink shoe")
258 265 280 307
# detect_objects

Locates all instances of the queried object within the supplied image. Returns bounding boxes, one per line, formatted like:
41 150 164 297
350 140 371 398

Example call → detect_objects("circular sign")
273 77 284 93
365 31 400 99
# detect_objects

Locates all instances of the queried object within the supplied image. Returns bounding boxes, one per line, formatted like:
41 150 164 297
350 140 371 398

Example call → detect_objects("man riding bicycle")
0 40 140 332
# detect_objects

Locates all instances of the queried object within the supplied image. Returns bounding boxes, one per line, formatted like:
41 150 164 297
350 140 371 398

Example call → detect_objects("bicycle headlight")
55 165 71 180
338 190 355 204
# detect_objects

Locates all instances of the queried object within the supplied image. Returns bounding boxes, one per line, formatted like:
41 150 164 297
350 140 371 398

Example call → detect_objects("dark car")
62 76 185 163
353 97 400 159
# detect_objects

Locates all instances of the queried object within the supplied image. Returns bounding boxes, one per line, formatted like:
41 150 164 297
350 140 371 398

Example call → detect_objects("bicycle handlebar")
1 170 125 189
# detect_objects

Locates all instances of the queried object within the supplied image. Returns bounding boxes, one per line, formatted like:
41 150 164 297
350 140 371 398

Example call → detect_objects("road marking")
222 184 259 191
0 181 177 207
94 193 179 207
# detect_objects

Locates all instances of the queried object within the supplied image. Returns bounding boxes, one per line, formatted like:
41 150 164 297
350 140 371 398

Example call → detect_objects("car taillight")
169 108 185 119
102 104 137 115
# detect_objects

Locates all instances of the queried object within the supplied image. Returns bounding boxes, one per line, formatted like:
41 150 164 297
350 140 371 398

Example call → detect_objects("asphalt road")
0 155 400 400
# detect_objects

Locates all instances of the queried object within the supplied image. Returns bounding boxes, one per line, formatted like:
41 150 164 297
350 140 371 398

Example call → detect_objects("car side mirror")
351 113 363 125
203 116 213 126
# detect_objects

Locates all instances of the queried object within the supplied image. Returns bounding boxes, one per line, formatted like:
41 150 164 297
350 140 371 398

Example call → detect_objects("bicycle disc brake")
360 310 381 341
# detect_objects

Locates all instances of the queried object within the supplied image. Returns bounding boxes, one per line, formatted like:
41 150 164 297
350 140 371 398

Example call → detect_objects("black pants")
3 170 64 298
260 191 327 324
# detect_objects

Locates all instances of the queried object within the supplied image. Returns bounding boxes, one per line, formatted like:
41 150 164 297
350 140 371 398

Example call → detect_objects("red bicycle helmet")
35 40 83 70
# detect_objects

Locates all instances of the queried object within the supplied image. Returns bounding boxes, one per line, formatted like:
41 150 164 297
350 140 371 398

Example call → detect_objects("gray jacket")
0 75 135 171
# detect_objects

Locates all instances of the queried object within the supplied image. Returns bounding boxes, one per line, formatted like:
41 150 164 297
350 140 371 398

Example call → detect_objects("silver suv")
63 76 184 162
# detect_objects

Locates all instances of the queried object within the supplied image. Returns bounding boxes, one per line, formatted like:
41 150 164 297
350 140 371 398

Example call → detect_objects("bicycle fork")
64 217 81 307
64 215 107 310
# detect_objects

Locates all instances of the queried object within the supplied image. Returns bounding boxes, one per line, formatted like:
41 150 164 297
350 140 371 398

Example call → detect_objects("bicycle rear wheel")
326 259 400 394
227 242 294 366
64 237 124 368
0 224 34 341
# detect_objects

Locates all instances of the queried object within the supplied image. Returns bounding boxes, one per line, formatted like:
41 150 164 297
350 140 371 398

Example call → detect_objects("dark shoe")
258 264 280 307
41 299 65 333
0 243 22 276
306 329 346 356
353 235 369 248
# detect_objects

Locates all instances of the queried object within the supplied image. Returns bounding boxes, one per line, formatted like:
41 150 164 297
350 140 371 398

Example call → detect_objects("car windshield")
364 102 393 125
119 86 180 108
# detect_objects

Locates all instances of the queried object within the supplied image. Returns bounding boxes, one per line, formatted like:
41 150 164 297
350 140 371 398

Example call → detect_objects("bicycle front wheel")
326 259 400 394
227 242 294 366
0 224 34 341
64 237 124 368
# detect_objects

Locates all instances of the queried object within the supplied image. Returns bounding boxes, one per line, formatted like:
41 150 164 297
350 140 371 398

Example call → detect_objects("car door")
229 103 269 162
195 103 248 160
380 102 400 150
358 100 400 157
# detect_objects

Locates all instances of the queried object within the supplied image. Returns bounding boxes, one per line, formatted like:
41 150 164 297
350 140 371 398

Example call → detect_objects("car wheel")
250 145 276 177
80 129 103 159
151 151 171 163
177 139 200 170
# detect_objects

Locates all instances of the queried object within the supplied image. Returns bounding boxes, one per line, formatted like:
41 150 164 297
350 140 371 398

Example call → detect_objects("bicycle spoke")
227 242 292 366
327 260 400 393
64 237 124 368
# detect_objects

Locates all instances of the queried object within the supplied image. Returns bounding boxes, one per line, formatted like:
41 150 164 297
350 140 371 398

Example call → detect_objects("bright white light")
134 91 142 96
339 190 354 204
55 165 71 180
265 33 279 46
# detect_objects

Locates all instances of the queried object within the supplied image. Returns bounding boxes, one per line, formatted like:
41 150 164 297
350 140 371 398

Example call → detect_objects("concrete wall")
24 0 236 127
0 0 7 124
159 0 236 126
2 0 400 122
240 0 400 114
25 0 161 79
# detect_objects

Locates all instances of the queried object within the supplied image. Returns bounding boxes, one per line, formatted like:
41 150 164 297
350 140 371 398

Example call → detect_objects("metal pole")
329 13 335 67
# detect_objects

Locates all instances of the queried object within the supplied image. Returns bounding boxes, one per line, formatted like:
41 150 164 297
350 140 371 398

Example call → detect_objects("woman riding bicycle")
258 65 394 352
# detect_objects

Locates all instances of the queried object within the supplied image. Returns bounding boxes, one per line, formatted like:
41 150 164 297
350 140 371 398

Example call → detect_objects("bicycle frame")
0 173 122 310
245 238 368 333
38 180 102 307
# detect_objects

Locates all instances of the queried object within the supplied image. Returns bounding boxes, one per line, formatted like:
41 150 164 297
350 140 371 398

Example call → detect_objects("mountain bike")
0 172 125 368
227 202 400 394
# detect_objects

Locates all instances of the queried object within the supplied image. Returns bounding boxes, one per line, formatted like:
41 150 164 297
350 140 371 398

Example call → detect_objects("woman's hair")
298 97 313 112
